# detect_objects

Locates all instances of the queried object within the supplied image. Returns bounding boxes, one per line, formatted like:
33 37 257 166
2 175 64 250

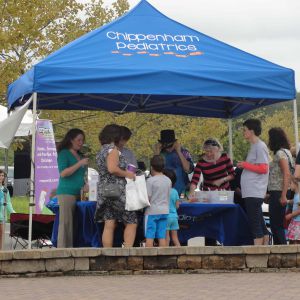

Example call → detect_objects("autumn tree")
2 0 299 168
0 0 129 104
0 0 129 163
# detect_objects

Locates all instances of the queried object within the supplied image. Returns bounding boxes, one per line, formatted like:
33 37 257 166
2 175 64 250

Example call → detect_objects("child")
286 178 300 244
145 155 171 247
163 168 181 246
0 169 16 249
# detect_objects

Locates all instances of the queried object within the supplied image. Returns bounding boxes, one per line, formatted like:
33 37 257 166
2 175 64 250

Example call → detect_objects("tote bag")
125 175 150 211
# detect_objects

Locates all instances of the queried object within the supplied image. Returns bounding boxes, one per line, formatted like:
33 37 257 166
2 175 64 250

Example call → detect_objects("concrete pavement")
0 273 299 300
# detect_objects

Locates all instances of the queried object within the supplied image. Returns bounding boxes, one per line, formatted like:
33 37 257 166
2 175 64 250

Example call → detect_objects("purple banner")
34 120 59 214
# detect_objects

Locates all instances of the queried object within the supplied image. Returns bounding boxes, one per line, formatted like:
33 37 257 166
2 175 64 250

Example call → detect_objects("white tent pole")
4 106 9 175
2 105 10 250
1 131 9 249
28 93 37 249
293 99 299 153
228 119 233 161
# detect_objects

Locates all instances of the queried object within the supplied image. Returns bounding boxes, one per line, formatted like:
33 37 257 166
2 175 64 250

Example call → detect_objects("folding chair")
10 213 55 249
263 211 273 245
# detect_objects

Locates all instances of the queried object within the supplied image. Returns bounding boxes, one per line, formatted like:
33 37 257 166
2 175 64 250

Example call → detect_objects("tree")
2 0 299 168
0 0 129 164
0 0 129 104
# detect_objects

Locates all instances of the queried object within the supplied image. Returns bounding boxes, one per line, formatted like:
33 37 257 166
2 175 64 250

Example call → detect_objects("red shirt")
191 153 235 191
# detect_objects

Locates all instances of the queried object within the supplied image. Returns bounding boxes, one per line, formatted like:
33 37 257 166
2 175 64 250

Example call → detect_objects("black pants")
269 191 287 245
244 197 269 239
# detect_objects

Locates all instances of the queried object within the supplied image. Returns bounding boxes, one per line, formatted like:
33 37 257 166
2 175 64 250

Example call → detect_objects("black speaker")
14 149 31 179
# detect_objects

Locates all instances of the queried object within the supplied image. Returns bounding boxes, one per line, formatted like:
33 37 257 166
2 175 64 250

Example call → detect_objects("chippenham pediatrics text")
107 31 201 52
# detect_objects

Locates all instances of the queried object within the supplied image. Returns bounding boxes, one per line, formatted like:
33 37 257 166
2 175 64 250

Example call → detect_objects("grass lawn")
11 196 30 214
8 196 45 222
9 196 54 220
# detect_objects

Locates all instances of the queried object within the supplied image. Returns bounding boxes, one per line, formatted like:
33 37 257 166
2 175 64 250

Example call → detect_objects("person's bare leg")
171 230 181 246
102 220 116 247
263 234 270 245
158 238 167 247
254 237 264 245
123 223 137 247
166 230 170 246
145 238 154 247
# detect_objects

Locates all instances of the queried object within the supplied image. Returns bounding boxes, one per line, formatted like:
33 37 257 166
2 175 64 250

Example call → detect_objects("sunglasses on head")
204 139 219 147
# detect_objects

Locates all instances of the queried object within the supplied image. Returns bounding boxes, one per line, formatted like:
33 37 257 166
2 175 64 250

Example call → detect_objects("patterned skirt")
287 219 300 241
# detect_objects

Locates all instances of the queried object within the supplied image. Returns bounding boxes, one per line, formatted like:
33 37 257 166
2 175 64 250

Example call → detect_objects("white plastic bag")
125 175 150 211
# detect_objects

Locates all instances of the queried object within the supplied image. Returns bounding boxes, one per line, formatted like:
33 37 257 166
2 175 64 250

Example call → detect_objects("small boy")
163 169 181 246
145 155 171 247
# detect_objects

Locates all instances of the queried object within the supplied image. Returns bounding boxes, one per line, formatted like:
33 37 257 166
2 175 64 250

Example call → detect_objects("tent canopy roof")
7 0 296 118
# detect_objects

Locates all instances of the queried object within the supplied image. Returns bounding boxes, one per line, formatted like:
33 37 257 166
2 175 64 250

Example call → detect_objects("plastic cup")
127 164 137 173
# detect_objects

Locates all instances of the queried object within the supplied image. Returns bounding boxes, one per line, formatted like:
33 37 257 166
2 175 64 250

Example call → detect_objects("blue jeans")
269 191 287 244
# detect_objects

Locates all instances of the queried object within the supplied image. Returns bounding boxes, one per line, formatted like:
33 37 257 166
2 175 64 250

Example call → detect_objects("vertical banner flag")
35 120 59 214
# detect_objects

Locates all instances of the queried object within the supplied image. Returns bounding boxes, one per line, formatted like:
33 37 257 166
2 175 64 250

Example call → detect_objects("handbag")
102 183 121 199
282 149 295 174
281 149 295 201
125 175 150 211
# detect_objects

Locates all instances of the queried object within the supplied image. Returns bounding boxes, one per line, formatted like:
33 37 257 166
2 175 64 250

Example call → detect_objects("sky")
103 0 300 91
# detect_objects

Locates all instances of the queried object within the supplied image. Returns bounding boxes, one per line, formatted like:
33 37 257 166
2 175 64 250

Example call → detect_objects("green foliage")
1 1 299 168
0 0 129 104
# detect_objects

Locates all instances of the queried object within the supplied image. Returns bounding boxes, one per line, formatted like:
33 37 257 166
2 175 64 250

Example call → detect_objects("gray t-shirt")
241 139 269 198
121 147 137 167
145 174 171 215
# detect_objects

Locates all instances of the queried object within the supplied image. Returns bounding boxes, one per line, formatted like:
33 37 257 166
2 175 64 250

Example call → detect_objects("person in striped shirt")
190 138 235 193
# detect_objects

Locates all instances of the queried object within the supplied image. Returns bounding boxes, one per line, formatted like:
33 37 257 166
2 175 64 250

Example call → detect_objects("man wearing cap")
154 129 194 195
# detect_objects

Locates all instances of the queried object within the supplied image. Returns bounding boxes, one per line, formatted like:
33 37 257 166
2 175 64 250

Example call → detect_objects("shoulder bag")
103 183 121 199
281 149 295 200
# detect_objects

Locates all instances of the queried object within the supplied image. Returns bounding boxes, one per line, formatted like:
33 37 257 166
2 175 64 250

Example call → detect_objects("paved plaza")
0 273 300 300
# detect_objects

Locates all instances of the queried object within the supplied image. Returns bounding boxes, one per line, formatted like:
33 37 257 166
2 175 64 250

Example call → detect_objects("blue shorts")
144 214 168 239
166 217 179 230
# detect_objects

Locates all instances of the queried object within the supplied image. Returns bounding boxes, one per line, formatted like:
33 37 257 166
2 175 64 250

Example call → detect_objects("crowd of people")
3 118 300 249
54 119 300 248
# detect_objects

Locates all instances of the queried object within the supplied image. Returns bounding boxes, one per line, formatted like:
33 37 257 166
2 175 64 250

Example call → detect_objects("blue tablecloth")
49 201 253 247
178 203 253 246
49 200 142 247
50 201 102 247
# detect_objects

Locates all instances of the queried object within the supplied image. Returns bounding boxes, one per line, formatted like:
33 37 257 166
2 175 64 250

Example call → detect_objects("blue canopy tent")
6 0 297 248
8 0 295 118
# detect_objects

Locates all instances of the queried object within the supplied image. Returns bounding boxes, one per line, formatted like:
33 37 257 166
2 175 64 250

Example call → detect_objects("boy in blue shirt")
145 155 171 247
163 168 181 246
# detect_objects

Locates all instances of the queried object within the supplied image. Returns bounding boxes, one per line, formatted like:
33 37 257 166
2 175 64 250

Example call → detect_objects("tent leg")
1 149 9 250
228 119 233 161
293 99 299 153
28 93 37 249
2 106 9 250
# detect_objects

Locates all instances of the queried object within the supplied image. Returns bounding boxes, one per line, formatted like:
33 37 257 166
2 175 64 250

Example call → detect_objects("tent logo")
106 31 204 58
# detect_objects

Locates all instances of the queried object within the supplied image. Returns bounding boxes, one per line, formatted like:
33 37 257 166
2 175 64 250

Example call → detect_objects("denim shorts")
166 217 179 230
144 214 168 239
